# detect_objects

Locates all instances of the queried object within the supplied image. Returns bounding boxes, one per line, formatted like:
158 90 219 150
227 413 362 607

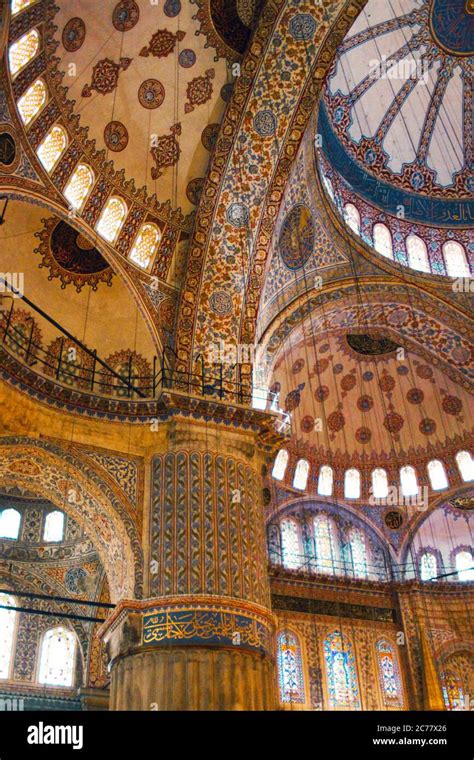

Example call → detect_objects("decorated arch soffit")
0 438 143 601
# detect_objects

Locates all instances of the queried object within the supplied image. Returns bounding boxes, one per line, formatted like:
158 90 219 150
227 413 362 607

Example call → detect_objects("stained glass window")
376 640 403 707
293 459 309 491
443 242 469 278
38 626 75 687
37 125 67 173
0 508 21 539
313 514 338 574
0 594 16 679
427 460 448 491
406 234 430 273
317 465 333 496
43 510 64 542
280 518 300 570
9 29 40 77
442 669 465 710
17 78 47 126
96 196 127 243
64 163 95 211
456 451 474 482
344 203 360 235
344 468 360 499
324 630 360 709
420 551 437 581
277 631 305 704
129 223 161 270
272 449 288 481
12 0 38 15
400 465 418 497
455 551 474 581
373 223 393 259
371 468 389 499
349 529 368 578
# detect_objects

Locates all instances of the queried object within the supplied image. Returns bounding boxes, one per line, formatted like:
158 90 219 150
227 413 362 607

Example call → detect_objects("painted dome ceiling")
319 0 473 214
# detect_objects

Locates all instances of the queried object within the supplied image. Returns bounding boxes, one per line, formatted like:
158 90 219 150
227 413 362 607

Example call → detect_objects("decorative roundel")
104 120 129 152
442 394 463 415
379 374 395 393
416 364 434 380
179 48 196 68
357 394 373 412
62 17 86 52
50 221 110 276
301 415 314 433
363 371 374 381
289 13 317 41
284 384 305 412
138 79 165 109
407 388 424 405
0 125 19 174
314 358 329 374
201 123 220 151
226 202 249 228
319 342 330 353
383 411 404 433
279 204 314 271
112 0 140 32
220 82 234 102
327 409 345 432
315 385 329 402
396 365 409 375
384 510 403 531
292 358 305 374
341 373 357 392
253 109 276 137
356 426 372 444
419 417 436 435
164 0 182 16
65 567 88 594
209 290 233 315
333 363 343 375
451 346 471 364
186 178 205 205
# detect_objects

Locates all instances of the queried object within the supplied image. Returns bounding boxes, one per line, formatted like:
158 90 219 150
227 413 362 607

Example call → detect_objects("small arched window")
37 125 68 173
0 508 21 540
443 241 469 278
344 203 360 235
293 459 309 491
43 510 65 542
313 514 338 574
400 465 418 497
456 451 474 482
406 234 430 273
96 196 127 243
455 551 474 582
280 518 300 570
9 28 40 77
272 449 288 481
420 551 437 581
38 626 76 687
371 468 389 499
64 163 95 211
0 594 16 679
324 630 360 709
373 223 393 259
129 223 161 270
344 468 360 499
17 78 47 126
317 465 333 496
427 460 448 491
376 640 403 707
12 0 38 15
277 631 305 704
348 528 368 578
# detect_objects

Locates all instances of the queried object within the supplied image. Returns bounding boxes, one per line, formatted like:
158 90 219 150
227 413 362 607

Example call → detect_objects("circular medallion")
164 0 182 16
279 204 314 270
357 395 373 412
179 48 196 68
384 510 403 530
356 426 372 444
104 120 129 152
341 373 357 392
209 290 233 315
138 79 165 109
407 388 424 405
220 82 234 102
419 418 436 435
327 410 345 432
227 202 249 228
383 411 404 433
62 17 86 52
0 125 19 174
379 374 395 393
301 415 314 433
315 385 329 402
289 13 317 41
201 123 220 151
65 567 88 594
416 364 434 380
363 371 374 381
186 178 205 205
292 358 305 374
254 109 277 137
112 0 140 32
442 394 463 415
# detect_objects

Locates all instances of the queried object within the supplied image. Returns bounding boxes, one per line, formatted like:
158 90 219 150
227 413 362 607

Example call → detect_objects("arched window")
37 125 68 173
43 510 65 542
17 78 47 126
456 451 474 482
455 551 474 582
64 163 95 211
96 196 127 243
376 640 403 707
406 234 430 273
443 241 469 278
293 459 309 491
420 551 437 581
317 465 333 496
348 528 368 578
373 223 393 259
129 223 161 270
0 594 16 679
272 449 288 481
324 631 360 709
344 203 360 235
12 0 38 15
9 29 40 77
427 460 448 491
371 468 389 499
344 468 360 499
38 626 76 687
442 669 465 710
277 631 305 704
400 465 418 497
313 514 338 574
280 518 300 570
0 508 21 540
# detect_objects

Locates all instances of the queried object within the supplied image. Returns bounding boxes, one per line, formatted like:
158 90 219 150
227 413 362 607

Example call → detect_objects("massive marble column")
100 393 281 710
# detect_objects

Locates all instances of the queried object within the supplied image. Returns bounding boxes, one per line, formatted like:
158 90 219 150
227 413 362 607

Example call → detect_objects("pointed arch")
323 630 360 709
277 629 305 704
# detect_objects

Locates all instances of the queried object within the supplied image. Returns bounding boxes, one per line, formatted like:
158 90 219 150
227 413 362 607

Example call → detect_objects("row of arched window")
272 449 474 496
0 594 76 687
0 508 64 542
8 28 161 271
418 549 474 583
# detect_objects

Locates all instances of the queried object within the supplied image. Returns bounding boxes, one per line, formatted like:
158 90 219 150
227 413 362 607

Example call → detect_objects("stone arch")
0 437 143 601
